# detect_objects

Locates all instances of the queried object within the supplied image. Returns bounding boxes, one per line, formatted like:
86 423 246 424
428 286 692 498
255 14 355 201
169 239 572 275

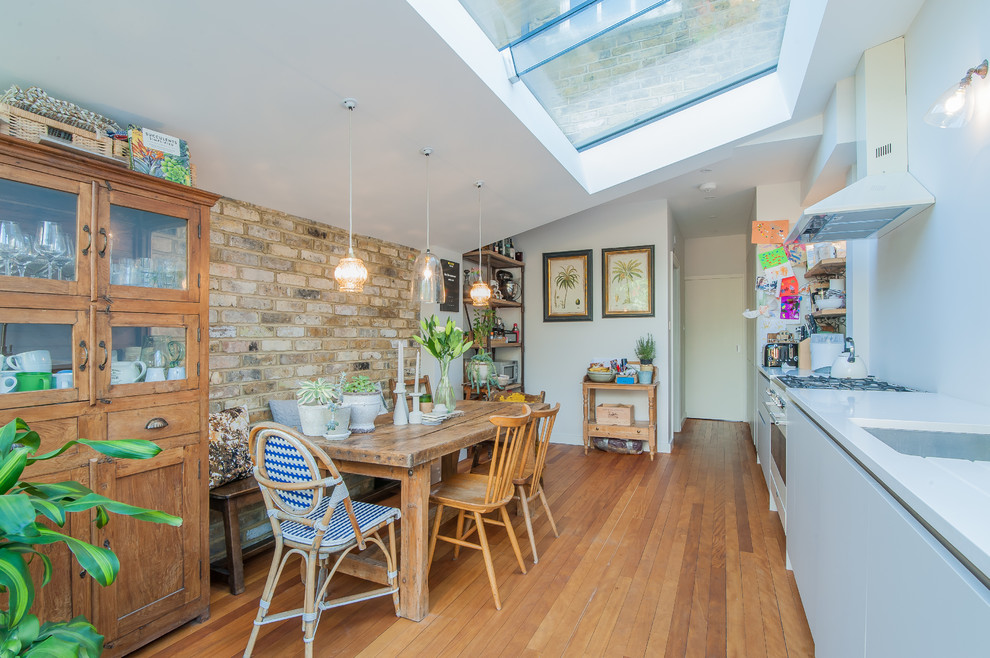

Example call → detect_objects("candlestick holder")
393 382 409 426
408 393 423 424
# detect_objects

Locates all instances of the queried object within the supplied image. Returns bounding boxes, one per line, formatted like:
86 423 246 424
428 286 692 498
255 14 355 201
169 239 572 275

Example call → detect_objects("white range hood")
790 37 934 243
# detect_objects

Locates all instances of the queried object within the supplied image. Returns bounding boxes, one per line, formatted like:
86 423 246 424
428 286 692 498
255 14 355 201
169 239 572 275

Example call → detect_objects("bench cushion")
208 406 252 489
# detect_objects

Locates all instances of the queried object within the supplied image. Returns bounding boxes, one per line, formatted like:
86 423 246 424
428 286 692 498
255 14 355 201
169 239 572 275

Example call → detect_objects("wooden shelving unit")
805 258 846 329
582 377 658 461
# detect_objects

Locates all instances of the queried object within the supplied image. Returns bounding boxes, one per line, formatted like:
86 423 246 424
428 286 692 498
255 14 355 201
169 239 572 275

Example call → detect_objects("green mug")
15 371 52 392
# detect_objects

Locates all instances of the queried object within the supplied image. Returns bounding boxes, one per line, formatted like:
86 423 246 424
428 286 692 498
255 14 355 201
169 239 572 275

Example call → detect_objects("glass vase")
434 356 456 411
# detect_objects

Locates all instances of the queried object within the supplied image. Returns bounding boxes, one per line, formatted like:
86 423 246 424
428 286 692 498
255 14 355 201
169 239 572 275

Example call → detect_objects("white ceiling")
0 0 925 249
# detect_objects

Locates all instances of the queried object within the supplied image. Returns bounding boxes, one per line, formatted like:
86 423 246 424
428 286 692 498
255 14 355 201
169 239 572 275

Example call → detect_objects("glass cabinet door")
0 166 92 298
99 189 201 305
96 313 199 398
0 309 91 410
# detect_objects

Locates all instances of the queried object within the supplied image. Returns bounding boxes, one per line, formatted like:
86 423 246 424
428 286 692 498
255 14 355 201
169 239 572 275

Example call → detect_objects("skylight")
459 0 790 150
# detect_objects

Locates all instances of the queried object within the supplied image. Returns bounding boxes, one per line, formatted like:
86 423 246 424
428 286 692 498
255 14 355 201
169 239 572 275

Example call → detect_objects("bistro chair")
244 422 400 658
512 403 560 564
387 375 432 412
472 390 545 466
427 405 532 610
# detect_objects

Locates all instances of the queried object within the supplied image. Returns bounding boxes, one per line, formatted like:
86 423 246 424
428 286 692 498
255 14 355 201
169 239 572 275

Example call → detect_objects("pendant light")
469 180 492 307
923 59 988 128
334 98 369 293
412 147 444 304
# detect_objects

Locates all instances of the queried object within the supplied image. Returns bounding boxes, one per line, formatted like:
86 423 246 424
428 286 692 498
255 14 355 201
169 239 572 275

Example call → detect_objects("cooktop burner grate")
775 375 914 392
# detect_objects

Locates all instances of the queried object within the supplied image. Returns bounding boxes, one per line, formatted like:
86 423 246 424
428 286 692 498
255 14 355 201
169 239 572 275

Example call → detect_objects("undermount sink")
852 419 990 461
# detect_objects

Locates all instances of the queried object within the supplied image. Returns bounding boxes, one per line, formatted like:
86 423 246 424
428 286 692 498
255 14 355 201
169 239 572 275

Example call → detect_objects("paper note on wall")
780 295 801 320
751 221 789 244
758 247 787 269
779 276 799 296
785 242 806 266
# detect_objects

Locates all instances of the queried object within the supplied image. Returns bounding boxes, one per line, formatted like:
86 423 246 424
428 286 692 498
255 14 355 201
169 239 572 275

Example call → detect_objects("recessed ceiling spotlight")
700 168 713 173
709 214 717 219
699 181 716 193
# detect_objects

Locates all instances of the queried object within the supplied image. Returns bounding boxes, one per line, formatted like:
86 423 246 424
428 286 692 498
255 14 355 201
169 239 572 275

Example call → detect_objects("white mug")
166 366 185 381
53 370 73 389
145 367 167 382
0 373 16 393
6 350 52 373
111 360 147 385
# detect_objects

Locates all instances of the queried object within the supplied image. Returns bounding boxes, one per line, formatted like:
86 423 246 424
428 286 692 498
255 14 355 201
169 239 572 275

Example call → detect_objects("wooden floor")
132 419 813 657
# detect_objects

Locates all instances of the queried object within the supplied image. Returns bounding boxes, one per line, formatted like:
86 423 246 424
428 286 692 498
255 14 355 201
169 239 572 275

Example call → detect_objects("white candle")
397 341 404 382
414 349 420 394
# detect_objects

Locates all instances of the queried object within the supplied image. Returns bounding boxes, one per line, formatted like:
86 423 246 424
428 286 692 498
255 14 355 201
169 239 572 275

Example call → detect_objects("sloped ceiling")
0 0 924 248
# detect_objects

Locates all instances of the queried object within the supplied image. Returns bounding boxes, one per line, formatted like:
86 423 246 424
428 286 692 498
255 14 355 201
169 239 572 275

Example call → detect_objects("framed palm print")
602 245 654 318
543 249 592 322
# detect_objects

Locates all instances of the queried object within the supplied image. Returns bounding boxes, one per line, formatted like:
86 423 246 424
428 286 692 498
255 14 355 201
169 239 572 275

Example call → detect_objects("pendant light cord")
477 181 483 267
425 150 431 251
347 103 354 256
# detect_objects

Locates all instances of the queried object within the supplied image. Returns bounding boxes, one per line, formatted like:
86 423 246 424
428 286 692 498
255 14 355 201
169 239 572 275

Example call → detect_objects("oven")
761 379 787 527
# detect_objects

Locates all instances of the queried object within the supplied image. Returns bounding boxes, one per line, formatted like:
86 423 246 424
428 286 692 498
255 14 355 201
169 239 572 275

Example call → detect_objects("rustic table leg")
440 452 458 480
399 462 432 621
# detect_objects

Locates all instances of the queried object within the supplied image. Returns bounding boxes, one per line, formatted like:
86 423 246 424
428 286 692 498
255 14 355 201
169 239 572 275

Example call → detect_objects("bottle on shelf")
508 238 516 260
508 322 519 343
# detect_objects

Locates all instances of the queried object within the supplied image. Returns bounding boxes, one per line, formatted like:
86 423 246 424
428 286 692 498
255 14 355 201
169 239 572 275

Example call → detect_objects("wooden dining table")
311 399 527 622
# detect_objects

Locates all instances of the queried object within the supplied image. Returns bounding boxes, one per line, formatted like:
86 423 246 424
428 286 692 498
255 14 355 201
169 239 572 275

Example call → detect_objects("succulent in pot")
341 375 384 433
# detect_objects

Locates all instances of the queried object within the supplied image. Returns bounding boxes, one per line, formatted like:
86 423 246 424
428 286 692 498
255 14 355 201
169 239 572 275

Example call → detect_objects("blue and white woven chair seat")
281 498 401 549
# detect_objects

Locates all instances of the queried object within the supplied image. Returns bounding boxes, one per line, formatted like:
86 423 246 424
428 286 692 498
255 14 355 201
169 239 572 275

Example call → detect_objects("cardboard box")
595 403 633 426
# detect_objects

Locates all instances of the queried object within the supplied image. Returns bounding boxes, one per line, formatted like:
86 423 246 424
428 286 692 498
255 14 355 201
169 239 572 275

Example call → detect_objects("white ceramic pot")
343 392 382 433
297 403 330 436
324 407 351 440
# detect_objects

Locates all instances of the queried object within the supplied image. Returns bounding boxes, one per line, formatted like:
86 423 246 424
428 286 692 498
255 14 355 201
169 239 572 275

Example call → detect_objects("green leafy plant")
466 352 502 396
634 333 656 363
296 375 343 406
342 375 378 394
412 315 473 363
0 418 181 656
471 308 498 354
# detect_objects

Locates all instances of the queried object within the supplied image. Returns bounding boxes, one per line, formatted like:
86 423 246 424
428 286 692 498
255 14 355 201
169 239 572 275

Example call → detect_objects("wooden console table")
582 376 658 460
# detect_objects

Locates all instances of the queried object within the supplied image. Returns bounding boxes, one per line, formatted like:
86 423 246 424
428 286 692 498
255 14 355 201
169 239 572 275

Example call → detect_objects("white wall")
865 0 989 401
515 195 673 450
417 245 466 396
684 234 748 277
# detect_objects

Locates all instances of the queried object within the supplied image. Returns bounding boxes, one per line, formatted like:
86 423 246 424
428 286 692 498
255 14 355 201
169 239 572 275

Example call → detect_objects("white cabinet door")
786 405 823 622
866 480 990 658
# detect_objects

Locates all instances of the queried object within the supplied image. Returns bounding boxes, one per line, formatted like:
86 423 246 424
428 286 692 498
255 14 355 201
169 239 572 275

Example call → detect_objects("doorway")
668 252 683 439
684 275 747 421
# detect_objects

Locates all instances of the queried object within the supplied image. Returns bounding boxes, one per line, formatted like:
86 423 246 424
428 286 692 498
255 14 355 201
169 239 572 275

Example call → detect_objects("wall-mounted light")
923 59 988 128
334 98 369 292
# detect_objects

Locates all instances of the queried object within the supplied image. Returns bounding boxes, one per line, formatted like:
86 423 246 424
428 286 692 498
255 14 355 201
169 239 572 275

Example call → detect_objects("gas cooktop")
775 375 914 392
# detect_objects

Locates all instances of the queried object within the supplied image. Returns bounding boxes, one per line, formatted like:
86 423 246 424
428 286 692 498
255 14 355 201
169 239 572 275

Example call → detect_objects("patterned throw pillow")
208 406 252 489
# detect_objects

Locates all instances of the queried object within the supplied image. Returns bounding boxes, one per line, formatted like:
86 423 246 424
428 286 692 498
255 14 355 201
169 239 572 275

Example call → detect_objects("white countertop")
783 387 990 582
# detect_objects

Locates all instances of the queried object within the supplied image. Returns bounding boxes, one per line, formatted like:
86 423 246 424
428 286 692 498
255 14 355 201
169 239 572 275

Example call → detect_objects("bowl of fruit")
587 364 616 383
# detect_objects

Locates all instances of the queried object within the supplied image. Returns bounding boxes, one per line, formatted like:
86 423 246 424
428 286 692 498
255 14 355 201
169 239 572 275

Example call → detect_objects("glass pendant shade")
334 253 368 293
469 278 492 306
413 249 443 303
923 59 988 128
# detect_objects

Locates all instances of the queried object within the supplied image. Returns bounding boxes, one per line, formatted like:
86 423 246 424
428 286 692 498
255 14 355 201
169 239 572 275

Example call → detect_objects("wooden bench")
209 476 274 595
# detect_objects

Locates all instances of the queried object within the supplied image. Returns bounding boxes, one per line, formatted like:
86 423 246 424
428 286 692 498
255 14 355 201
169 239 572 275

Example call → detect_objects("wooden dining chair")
387 376 432 411
244 422 400 658
513 403 560 564
472 390 545 466
427 405 532 610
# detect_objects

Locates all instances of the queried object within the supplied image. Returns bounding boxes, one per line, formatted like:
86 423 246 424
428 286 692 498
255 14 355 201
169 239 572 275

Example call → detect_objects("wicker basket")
0 103 127 163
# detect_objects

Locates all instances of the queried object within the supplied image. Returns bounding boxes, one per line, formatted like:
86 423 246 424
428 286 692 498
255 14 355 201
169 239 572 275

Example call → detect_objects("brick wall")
207 198 420 421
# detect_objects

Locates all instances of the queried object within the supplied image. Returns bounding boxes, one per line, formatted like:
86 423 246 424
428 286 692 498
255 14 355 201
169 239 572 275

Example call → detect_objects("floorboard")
130 419 814 657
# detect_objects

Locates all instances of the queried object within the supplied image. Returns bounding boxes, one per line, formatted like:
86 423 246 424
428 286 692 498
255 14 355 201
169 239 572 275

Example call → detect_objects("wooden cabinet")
582 377 658 460
461 248 525 395
0 135 220 656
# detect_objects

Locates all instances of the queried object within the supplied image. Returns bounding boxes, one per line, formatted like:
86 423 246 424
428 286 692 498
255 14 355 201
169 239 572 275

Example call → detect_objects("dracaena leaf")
76 438 162 460
0 549 34 627
0 447 31 495
0 494 41 536
34 527 119 587
34 615 104 657
61 494 181 526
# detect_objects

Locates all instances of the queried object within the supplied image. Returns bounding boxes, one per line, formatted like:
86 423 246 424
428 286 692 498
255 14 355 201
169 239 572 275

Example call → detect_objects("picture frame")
602 244 654 318
543 249 593 322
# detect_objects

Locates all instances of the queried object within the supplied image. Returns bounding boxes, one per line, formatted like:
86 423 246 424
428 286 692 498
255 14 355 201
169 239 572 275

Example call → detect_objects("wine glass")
52 233 75 281
11 234 37 277
34 221 62 279
0 220 24 276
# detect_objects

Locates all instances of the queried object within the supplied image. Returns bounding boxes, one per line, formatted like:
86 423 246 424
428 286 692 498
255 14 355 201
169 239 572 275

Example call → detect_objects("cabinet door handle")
98 228 109 258
145 417 169 430
81 224 92 256
98 340 109 370
78 340 89 371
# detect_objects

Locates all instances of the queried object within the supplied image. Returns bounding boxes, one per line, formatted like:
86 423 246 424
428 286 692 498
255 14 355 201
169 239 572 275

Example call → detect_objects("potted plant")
0 418 181 655
634 333 656 384
466 308 501 391
419 392 433 414
296 377 340 436
341 374 383 433
412 315 473 411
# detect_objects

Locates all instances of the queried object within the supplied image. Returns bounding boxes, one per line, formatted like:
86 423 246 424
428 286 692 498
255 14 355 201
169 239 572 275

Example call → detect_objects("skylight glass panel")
460 0 790 150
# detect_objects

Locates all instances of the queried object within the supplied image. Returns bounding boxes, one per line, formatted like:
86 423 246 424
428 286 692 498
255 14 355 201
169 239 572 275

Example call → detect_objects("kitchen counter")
783 387 990 584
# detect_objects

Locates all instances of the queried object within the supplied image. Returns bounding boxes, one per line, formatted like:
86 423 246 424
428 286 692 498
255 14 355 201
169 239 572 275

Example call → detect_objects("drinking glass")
11 235 37 277
52 234 75 281
0 220 24 276
35 221 62 280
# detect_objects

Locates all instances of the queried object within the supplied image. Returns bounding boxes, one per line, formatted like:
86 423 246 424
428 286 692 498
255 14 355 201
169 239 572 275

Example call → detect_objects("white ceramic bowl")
816 298 844 310
496 374 510 386
587 369 615 383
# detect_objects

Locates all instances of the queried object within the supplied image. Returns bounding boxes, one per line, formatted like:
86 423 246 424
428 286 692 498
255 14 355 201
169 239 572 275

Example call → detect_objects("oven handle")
763 402 788 426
